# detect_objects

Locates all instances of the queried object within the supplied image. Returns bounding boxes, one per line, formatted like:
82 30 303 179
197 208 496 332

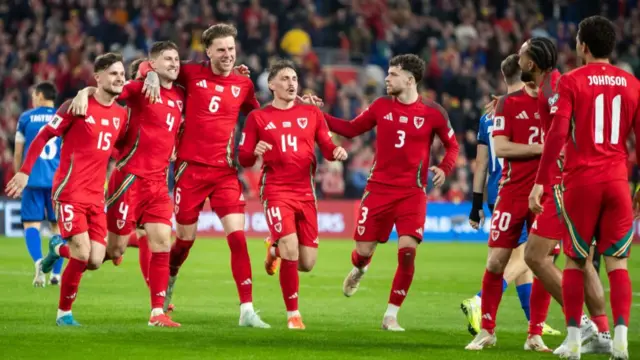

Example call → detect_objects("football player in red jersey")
68 42 184 327
465 55 544 351
137 24 269 327
322 54 460 331
238 60 347 329
517 38 611 354
6 53 127 326
530 16 639 359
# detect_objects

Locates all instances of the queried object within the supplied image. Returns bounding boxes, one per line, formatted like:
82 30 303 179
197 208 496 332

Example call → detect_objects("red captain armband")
138 61 153 77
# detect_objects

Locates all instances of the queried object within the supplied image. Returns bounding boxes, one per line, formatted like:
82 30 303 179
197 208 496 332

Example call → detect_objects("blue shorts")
489 203 528 246
21 187 56 222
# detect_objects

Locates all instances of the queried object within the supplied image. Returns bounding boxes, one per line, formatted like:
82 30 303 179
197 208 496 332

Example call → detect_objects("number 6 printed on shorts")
266 206 282 233
59 204 74 232
174 187 181 213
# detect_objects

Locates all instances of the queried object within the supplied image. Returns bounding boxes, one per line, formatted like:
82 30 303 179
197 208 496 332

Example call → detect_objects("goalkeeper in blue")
462 111 560 338
14 82 64 287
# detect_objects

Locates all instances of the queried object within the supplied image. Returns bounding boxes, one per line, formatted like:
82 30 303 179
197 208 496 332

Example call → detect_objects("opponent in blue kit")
14 82 64 287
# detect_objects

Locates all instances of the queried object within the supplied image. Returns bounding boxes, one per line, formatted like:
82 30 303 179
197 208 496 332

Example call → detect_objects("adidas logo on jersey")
515 111 529 119
85 116 96 124
384 112 393 121
196 80 208 88
265 122 276 130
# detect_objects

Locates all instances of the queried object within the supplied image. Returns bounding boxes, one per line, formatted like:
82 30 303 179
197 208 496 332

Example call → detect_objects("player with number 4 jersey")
324 55 459 331
238 60 347 329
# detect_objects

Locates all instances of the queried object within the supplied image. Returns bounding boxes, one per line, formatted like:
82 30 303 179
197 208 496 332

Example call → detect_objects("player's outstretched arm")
469 143 489 229
67 86 97 116
238 112 260 167
314 108 346 161
323 105 377 139
493 136 542 158
433 109 460 177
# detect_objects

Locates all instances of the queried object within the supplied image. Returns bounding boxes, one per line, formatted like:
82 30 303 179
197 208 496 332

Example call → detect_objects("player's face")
96 61 125 96
385 66 411 96
206 36 236 73
269 67 298 102
575 32 586 62
518 42 535 82
152 49 180 81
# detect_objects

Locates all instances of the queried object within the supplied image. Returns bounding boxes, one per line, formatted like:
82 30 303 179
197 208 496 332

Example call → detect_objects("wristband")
472 192 484 210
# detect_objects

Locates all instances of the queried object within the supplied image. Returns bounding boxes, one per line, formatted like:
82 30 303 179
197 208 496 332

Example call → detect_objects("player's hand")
234 64 251 77
68 88 91 116
297 94 324 108
469 209 485 230
429 166 445 187
528 184 544 215
170 147 177 162
142 71 161 104
333 146 348 161
484 94 501 115
5 172 29 198
254 141 273 156
531 143 544 156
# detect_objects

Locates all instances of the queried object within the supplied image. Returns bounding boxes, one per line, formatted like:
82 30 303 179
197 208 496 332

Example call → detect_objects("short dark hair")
501 54 521 85
267 59 296 82
526 37 557 71
129 58 146 80
94 52 123 73
389 54 425 83
202 24 237 48
578 15 616 59
150 41 178 58
34 81 57 101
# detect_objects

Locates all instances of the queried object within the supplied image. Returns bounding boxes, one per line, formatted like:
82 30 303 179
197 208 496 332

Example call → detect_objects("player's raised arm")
432 105 460 176
323 102 378 139
492 98 542 158
237 112 260 167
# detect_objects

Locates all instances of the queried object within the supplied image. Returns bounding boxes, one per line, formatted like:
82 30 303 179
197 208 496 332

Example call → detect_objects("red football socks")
226 231 253 304
608 269 631 327
58 244 70 259
149 251 170 309
59 257 87 311
351 249 372 269
169 238 194 277
138 235 151 287
591 314 610 333
528 277 552 336
562 268 585 327
279 259 299 311
388 247 416 307
127 232 140 247
480 270 505 333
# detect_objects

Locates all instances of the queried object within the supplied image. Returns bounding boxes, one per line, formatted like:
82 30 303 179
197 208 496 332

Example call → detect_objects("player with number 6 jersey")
5 53 127 326
324 54 459 331
238 60 347 329
531 16 640 359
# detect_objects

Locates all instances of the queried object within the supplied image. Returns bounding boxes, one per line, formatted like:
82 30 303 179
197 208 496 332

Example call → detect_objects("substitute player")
238 60 347 329
14 82 64 287
517 37 611 353
465 56 543 351
6 53 127 326
530 16 638 360
138 24 268 328
324 54 460 331
463 55 560 338
68 42 184 327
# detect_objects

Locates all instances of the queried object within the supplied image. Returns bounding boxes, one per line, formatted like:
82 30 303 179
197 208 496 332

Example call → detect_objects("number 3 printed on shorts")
358 206 369 224
490 210 511 231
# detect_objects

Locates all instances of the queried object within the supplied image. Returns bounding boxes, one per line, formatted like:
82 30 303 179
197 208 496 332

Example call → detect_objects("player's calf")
604 257 631 360
343 246 374 297
383 236 418 330
297 245 317 272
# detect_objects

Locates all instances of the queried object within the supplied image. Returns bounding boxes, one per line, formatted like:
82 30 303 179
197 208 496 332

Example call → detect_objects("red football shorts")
560 180 633 259
55 201 107 245
354 187 426 243
173 160 245 225
489 195 535 249
530 185 566 244
264 198 318 248
106 169 173 235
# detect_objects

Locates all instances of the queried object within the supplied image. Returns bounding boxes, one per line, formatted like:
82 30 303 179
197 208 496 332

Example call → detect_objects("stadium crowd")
1 0 639 200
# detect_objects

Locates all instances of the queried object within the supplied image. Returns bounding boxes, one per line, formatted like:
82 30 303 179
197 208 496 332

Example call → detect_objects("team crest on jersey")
274 223 282 233
357 226 365 236
64 221 72 232
297 117 308 129
113 117 120 128
231 86 241 98
414 116 424 129
177 100 183 111
491 230 500 241
117 220 126 230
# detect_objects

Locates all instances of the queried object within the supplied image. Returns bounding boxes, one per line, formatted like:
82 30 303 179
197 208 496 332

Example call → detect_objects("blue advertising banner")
389 201 491 242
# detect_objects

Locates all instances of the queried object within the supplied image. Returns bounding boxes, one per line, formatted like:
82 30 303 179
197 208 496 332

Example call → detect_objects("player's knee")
176 223 197 240
86 260 102 271
487 253 509 273
355 242 376 257
278 236 299 260
298 259 315 272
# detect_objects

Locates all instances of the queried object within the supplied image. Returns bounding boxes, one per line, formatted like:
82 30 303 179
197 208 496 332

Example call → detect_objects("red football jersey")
238 104 337 201
324 96 459 192
20 97 127 205
537 69 563 185
175 62 259 167
115 80 185 180
536 63 640 188
492 88 542 197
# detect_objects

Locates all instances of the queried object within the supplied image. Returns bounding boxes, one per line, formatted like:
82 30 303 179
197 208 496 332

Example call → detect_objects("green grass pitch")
0 237 638 359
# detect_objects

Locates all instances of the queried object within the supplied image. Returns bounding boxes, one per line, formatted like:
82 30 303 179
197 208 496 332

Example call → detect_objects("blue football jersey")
16 106 60 188
477 113 503 206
